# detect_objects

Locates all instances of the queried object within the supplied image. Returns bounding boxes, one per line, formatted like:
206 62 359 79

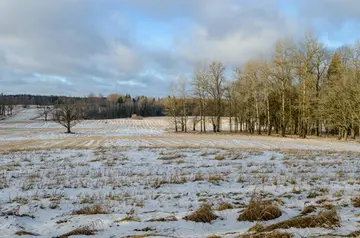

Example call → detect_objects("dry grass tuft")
217 202 234 211
55 226 98 238
348 230 360 237
238 195 282 222
300 205 316 215
158 154 183 160
260 209 340 232
214 155 225 161
237 230 292 238
146 215 177 222
71 204 108 215
207 235 222 238
14 231 40 236
352 197 360 208
183 204 218 223
122 234 164 238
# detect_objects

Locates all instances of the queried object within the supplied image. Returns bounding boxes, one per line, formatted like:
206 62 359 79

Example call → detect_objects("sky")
1 0 360 97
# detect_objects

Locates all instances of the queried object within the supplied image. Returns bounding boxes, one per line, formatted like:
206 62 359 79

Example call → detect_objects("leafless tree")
38 105 53 121
53 98 82 133
207 61 226 132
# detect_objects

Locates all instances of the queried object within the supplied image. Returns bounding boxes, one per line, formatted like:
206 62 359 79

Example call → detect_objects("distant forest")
0 93 165 119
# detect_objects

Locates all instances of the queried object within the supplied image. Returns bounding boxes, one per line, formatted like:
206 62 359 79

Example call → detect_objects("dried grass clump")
352 197 360 208
55 226 98 238
214 155 225 161
122 234 164 238
217 202 233 211
238 195 282 222
146 215 177 222
208 175 224 182
157 154 183 160
71 204 108 215
348 230 360 237
237 230 292 238
183 204 218 223
14 231 40 236
260 209 340 232
207 235 222 238
300 205 316 215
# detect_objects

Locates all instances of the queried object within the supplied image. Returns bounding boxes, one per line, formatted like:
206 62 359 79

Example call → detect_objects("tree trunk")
281 89 286 137
266 94 271 135
67 121 71 133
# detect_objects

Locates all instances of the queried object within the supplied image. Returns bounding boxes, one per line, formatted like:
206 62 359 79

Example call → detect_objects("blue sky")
1 0 360 97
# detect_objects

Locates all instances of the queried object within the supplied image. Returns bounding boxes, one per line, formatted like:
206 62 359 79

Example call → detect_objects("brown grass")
238 195 282 222
55 226 98 238
207 235 222 238
237 230 292 238
122 234 165 238
348 230 360 237
183 204 218 223
217 202 234 211
300 205 316 215
260 209 340 232
14 231 40 236
352 197 360 208
71 204 108 215
146 215 178 222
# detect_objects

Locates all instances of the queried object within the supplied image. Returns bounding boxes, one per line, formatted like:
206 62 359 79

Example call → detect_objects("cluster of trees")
86 94 164 119
0 93 165 120
165 33 360 140
0 94 16 117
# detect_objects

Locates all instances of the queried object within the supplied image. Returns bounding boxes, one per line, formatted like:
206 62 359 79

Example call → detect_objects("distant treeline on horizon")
0 93 166 119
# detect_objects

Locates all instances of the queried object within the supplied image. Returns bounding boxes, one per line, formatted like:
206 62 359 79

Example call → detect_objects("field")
1 107 360 237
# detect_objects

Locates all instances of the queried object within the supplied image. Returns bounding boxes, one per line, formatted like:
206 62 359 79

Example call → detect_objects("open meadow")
1 108 360 237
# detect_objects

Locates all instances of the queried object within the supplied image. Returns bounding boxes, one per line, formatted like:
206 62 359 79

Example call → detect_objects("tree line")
165 33 360 140
0 94 165 120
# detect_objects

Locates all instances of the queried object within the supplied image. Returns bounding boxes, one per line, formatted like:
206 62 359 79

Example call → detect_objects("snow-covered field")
1 108 360 237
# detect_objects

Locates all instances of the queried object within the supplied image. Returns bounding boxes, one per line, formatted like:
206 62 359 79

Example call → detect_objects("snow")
0 148 360 237
1 107 360 237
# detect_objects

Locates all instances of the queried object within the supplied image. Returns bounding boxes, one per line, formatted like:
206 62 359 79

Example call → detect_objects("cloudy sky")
1 0 360 97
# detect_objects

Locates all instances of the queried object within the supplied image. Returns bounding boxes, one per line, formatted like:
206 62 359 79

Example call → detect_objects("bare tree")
269 39 295 137
207 61 226 132
53 98 82 133
192 63 209 132
163 96 180 132
39 106 52 121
